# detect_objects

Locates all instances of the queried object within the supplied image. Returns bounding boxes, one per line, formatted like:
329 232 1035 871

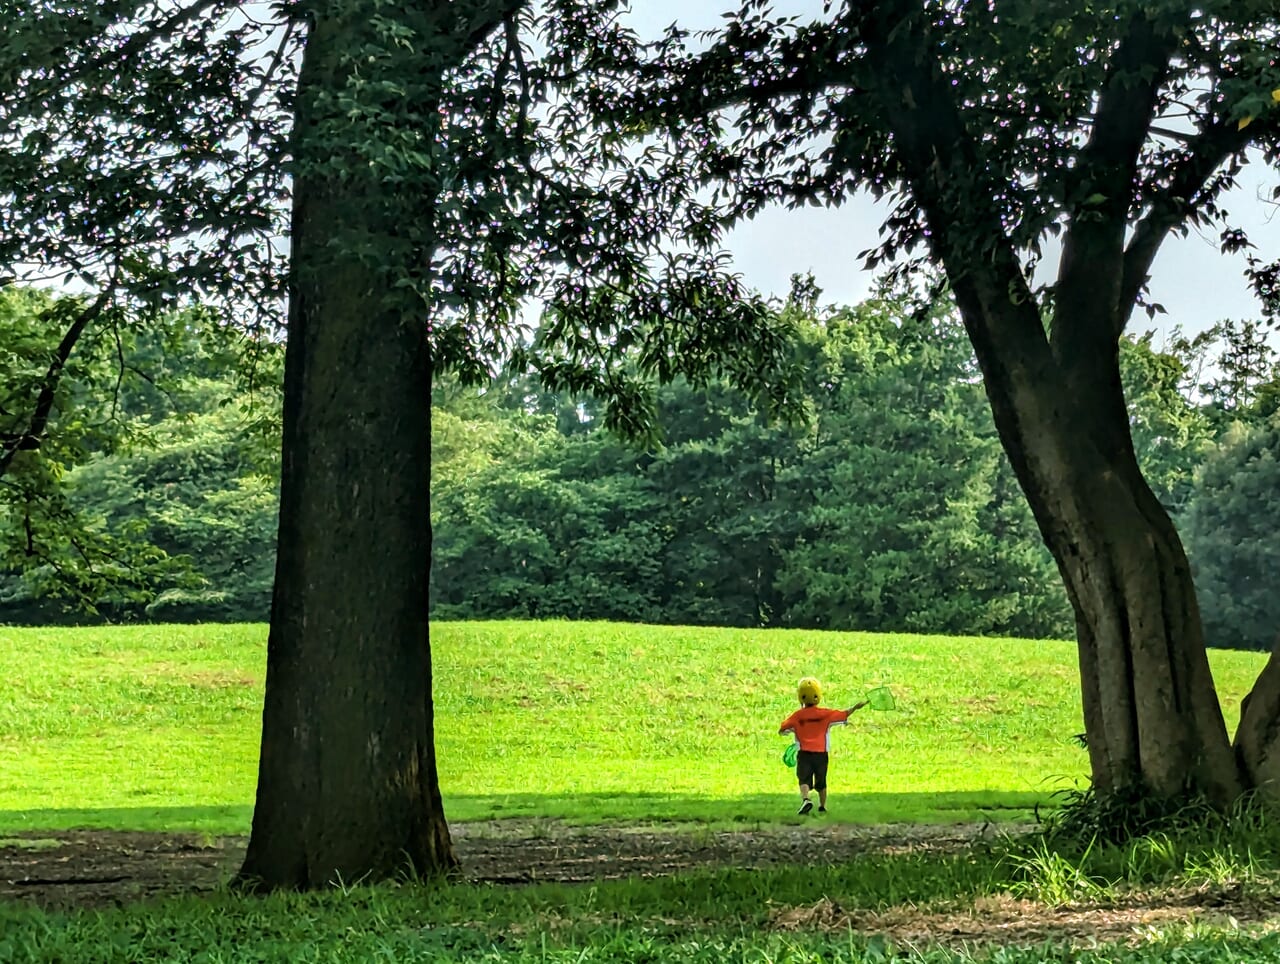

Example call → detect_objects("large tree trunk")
949 275 1244 809
237 7 454 891
862 2 1269 813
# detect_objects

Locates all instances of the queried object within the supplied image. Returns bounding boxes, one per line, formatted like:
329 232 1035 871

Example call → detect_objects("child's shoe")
798 800 814 815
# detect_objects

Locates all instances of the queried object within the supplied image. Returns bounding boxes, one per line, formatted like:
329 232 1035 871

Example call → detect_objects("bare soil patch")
0 821 994 909
3 821 1278 948
451 819 1008 884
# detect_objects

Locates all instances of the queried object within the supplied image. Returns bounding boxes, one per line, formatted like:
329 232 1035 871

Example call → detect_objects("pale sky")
624 2 1280 340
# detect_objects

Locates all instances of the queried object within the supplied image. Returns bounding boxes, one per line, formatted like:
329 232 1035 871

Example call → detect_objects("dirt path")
0 821 997 908
2 822 1277 948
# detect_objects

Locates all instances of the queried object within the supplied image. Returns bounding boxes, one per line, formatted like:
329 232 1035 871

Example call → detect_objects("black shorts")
796 750 829 790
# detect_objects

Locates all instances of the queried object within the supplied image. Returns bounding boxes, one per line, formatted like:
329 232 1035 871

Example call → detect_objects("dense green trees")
0 285 277 621
775 294 1066 638
430 288 1275 645
1185 416 1280 652
6 282 1274 651
1 397 278 624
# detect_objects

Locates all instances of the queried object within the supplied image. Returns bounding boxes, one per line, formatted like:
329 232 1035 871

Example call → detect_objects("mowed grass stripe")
0 621 1267 833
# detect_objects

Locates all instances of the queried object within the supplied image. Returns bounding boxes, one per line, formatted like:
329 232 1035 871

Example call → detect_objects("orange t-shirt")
779 706 851 752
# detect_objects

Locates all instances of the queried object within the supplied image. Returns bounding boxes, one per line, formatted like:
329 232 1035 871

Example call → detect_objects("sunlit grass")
0 620 1268 833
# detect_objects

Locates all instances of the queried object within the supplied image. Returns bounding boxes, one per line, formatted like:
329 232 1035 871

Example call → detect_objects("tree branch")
456 0 528 60
0 287 115 479
858 2 1041 350
241 16 300 118
16 0 227 102
1120 121 1257 330
1051 12 1184 359
642 16 863 122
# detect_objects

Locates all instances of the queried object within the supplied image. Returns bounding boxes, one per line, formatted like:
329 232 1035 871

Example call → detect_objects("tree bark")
1235 642 1280 798
237 7 454 890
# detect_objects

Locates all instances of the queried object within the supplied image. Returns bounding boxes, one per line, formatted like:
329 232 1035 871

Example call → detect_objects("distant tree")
587 0 1280 811
777 292 1072 639
1184 416 1280 652
433 371 798 628
1253 374 1280 420
433 456 667 624
1120 332 1216 515
432 286 1079 638
431 394 657 622
1205 319 1279 415
71 395 279 623
489 370 600 437
1 389 279 625
643 377 804 627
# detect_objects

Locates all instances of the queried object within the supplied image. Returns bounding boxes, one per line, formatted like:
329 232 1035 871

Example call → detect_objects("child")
778 677 867 815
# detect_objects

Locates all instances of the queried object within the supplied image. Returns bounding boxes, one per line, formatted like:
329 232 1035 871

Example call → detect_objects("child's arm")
845 701 869 713
778 710 798 735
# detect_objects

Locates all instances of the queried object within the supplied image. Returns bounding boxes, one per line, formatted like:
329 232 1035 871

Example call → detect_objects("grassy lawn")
0 620 1268 833
1 620 1279 961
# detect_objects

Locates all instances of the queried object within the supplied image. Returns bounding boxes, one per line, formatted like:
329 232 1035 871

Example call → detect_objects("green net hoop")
782 742 798 767
867 686 896 711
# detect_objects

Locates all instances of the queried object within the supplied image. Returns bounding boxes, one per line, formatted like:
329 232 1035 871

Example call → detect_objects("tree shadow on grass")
446 789 1050 826
0 791 1051 836
0 805 253 836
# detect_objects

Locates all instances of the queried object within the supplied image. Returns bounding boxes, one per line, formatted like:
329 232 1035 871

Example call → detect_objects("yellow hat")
797 677 822 707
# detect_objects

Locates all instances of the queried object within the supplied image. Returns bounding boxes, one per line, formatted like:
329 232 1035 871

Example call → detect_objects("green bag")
782 742 799 767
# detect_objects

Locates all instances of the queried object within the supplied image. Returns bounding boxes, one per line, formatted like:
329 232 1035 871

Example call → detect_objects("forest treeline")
3 283 1277 647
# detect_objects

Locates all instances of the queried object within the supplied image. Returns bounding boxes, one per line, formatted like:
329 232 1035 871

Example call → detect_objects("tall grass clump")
1025 787 1280 898
1006 838 1113 906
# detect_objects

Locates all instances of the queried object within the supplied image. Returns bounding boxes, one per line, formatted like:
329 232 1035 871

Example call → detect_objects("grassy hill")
0 621 1268 833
